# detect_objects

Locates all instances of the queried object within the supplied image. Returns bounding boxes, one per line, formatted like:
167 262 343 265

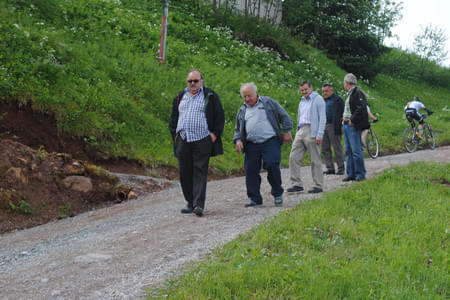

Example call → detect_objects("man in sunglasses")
169 69 225 217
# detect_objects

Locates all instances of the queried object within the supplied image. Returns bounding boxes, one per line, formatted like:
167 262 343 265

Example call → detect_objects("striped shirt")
176 87 210 142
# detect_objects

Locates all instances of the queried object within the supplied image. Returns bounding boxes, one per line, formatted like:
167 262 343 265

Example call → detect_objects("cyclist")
404 97 433 138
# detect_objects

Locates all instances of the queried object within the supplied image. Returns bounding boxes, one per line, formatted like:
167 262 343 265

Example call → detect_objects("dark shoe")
245 199 262 207
336 170 345 175
274 195 283 207
193 206 204 216
181 206 193 214
355 177 365 182
323 170 335 175
308 187 323 194
287 185 304 193
342 177 355 182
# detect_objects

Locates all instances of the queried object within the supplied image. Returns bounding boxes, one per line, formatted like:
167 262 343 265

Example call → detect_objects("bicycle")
364 120 379 159
402 114 435 153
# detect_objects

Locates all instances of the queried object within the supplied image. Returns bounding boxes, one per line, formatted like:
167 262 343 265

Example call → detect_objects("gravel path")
1 146 449 299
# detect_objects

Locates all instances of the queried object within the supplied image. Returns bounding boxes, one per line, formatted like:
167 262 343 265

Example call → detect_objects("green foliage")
414 24 448 65
150 162 449 298
36 145 47 160
282 0 401 79
8 198 33 215
377 47 450 88
0 0 449 174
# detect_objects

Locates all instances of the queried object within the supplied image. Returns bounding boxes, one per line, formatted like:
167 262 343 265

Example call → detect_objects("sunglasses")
187 79 200 84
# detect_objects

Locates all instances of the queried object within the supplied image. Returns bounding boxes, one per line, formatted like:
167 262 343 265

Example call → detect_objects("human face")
186 71 203 95
322 86 333 99
343 80 350 91
300 84 312 99
241 85 258 107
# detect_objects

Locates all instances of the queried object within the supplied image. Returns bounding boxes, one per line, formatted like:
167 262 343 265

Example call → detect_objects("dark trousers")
244 137 283 203
322 123 345 172
175 136 212 209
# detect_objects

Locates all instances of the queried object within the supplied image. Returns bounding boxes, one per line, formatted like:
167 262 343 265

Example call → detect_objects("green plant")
36 145 47 160
1 0 449 175
58 203 71 219
19 199 32 214
151 162 449 298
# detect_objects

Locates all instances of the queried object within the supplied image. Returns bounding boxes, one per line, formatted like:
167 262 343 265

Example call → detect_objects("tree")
282 0 402 79
413 24 448 65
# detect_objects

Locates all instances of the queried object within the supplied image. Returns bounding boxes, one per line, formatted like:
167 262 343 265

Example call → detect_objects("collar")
244 96 261 108
186 86 204 97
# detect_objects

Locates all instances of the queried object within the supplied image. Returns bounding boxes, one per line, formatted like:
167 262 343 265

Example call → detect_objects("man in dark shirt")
321 83 345 175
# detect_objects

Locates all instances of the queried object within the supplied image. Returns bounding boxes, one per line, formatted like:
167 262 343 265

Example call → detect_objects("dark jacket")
349 86 370 131
169 87 225 157
233 96 292 151
325 93 344 135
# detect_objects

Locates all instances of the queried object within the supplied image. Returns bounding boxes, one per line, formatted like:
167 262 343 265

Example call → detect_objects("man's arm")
316 96 326 143
168 94 180 140
213 93 225 141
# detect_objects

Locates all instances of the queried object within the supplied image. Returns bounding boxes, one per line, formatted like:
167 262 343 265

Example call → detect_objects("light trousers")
289 125 324 189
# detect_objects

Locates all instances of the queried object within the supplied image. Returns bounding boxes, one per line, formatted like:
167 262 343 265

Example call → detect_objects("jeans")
244 137 283 203
343 124 366 180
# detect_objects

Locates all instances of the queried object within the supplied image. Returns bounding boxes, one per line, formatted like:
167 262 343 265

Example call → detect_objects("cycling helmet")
414 97 421 102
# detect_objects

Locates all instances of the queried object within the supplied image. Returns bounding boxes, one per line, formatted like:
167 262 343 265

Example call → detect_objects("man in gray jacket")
288 80 326 193
234 82 293 207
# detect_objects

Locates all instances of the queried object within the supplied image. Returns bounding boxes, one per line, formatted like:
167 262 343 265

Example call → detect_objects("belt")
343 120 350 125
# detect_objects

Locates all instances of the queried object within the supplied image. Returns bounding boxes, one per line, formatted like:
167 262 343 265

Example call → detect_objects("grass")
149 162 449 299
1 0 449 173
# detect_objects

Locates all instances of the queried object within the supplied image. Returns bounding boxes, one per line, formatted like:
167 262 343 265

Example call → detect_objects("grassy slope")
1 0 449 174
150 162 449 298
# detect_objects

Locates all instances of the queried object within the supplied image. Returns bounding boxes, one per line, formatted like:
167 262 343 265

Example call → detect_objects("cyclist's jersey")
404 101 425 111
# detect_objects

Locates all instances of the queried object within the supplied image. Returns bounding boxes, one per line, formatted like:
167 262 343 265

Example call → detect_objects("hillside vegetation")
1 0 449 174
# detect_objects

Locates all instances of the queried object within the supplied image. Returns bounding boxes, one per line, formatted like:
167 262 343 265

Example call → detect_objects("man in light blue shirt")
288 80 326 194
234 82 293 207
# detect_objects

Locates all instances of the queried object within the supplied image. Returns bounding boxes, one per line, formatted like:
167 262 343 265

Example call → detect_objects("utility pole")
159 0 170 63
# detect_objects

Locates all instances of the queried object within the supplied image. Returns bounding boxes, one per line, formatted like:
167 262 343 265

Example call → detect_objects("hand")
210 132 217 143
283 132 293 143
235 141 244 153
373 118 378 123
316 137 323 145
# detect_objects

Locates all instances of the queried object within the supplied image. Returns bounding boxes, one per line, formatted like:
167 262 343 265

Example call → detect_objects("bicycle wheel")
366 129 379 158
424 124 436 149
403 127 418 153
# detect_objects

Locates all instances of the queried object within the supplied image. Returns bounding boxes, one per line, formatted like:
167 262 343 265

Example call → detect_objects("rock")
6 167 28 185
64 161 85 175
127 191 138 200
17 157 29 167
62 176 93 193
97 182 113 192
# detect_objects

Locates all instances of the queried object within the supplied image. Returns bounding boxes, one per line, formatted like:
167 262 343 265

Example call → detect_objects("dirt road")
1 147 449 299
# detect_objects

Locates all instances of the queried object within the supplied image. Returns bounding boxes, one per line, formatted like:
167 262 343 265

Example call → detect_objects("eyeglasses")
187 79 200 84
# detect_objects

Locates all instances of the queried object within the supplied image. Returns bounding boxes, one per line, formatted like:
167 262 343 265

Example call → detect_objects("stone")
64 161 85 175
62 176 93 193
6 167 28 184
